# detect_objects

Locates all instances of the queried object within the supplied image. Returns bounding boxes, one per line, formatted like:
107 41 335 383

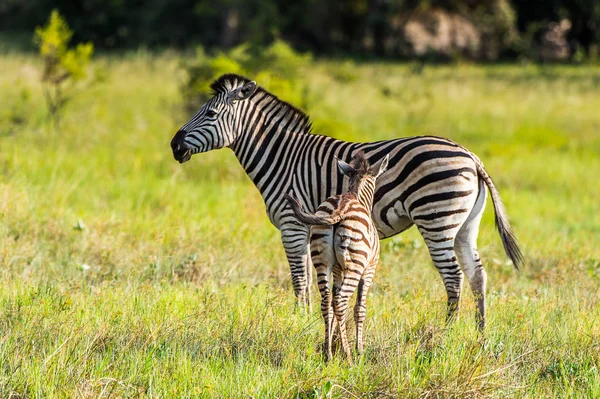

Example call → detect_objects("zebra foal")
286 151 389 362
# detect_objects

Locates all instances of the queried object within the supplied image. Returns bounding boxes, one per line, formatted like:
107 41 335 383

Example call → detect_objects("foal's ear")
336 157 355 176
372 154 389 177
233 81 257 102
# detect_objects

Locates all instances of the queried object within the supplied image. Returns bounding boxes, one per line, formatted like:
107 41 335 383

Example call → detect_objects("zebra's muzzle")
173 148 192 163
171 130 192 163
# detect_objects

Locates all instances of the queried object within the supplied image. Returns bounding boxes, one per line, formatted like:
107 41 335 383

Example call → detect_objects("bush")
34 10 94 129
181 40 311 112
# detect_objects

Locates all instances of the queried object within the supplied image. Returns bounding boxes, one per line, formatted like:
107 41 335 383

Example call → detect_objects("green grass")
1 53 599 398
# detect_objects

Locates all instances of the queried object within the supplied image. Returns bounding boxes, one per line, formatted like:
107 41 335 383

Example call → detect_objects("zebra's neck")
229 92 313 194
356 178 376 210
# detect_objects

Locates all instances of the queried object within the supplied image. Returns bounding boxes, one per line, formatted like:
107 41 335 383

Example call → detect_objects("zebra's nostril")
171 130 187 151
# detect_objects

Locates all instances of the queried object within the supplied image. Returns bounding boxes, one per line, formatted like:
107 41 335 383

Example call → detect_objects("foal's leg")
311 226 336 359
354 260 377 354
332 259 364 364
331 265 352 363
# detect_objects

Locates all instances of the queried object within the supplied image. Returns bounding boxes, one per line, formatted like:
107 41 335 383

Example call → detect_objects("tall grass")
0 53 599 397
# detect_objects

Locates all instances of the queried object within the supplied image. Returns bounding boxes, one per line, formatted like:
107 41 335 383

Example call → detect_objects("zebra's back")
333 201 380 271
291 135 479 239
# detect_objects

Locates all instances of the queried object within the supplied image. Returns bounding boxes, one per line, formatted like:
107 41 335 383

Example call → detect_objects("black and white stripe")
171 74 523 330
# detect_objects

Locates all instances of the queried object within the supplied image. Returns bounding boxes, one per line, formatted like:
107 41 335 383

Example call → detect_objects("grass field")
1 52 599 398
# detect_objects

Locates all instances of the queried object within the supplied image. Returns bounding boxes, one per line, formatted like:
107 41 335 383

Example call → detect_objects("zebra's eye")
206 109 218 118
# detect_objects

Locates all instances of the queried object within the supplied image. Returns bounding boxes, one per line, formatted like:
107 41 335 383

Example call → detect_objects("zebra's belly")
372 201 414 239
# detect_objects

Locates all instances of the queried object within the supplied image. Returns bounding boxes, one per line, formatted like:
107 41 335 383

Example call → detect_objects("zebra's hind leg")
455 180 488 332
455 242 487 332
421 233 464 325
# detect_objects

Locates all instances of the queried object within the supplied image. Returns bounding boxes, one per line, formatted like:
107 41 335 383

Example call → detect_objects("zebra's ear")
233 81 257 102
336 157 355 176
373 154 389 177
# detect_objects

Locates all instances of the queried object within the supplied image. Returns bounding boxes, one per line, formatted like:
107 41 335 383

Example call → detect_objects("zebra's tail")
284 194 339 226
473 155 524 270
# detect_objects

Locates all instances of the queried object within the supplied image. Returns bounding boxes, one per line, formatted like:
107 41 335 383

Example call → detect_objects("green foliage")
473 0 519 60
330 60 359 83
181 40 311 112
295 380 335 399
0 84 30 138
181 46 246 111
513 0 600 59
2 0 600 61
33 10 94 128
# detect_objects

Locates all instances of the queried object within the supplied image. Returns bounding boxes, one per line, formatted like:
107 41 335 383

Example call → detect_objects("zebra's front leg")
281 224 311 311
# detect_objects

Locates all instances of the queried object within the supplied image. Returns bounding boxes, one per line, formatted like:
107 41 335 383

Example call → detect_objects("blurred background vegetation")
1 0 599 62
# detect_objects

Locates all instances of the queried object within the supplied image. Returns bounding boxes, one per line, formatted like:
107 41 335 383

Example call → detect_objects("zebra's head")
337 151 389 205
171 74 258 163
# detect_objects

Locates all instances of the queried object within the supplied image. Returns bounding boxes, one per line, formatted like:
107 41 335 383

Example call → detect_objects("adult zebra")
171 74 523 330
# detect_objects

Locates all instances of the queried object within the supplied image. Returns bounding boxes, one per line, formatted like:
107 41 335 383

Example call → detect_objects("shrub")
181 40 311 113
34 10 94 129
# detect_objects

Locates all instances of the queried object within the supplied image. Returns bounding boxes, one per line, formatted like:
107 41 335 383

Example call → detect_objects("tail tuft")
492 195 524 270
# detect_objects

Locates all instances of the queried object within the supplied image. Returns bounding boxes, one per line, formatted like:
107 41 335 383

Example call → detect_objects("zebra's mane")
210 74 313 134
